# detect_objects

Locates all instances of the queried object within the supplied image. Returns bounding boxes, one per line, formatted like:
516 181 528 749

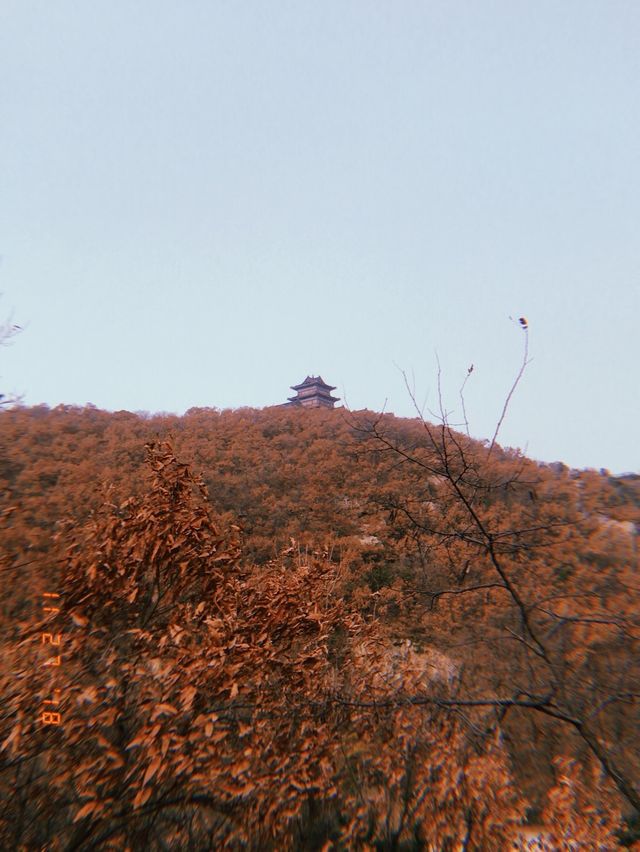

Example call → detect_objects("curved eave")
290 381 337 392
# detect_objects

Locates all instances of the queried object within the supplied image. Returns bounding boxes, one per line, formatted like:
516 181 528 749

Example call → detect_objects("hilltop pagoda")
285 375 340 409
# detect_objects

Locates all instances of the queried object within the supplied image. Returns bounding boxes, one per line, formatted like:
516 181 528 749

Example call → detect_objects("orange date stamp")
40 592 63 726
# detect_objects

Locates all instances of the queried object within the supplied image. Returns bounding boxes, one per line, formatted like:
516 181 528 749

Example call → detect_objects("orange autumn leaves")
0 401 637 848
1 441 528 849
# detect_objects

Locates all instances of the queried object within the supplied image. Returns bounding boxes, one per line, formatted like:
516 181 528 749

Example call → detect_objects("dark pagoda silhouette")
284 375 340 409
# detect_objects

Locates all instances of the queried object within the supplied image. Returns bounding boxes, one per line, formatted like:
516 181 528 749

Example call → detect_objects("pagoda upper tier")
285 375 340 409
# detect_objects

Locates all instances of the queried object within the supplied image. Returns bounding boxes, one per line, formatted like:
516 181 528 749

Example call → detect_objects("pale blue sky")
1 1 638 472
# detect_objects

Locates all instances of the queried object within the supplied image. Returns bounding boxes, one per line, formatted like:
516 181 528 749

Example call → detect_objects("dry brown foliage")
1 402 637 848
1 442 527 849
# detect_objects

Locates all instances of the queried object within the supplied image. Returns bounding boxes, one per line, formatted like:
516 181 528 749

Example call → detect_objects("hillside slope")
0 404 638 847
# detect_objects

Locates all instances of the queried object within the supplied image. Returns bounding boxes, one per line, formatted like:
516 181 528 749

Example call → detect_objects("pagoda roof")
290 375 337 392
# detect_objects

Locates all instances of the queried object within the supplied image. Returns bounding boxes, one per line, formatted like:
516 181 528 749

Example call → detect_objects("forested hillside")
1 404 638 849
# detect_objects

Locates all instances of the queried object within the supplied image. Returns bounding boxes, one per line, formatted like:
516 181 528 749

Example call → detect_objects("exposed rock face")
352 638 457 692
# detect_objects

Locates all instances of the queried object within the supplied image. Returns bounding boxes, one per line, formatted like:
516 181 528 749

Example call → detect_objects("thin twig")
488 327 530 457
